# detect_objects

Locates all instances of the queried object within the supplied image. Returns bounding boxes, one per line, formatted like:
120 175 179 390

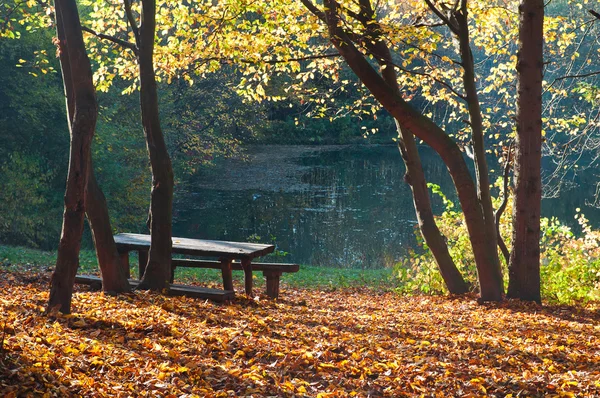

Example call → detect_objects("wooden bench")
171 259 299 298
113 233 297 299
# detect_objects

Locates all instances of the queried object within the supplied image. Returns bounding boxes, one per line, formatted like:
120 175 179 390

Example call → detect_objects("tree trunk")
86 158 132 293
134 0 174 291
508 0 544 303
311 0 502 301
455 4 504 291
396 127 470 294
352 1 468 294
47 0 97 314
365 0 468 295
54 6 131 295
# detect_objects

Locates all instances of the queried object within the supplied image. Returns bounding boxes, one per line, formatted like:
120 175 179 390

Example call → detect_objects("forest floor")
1 267 599 397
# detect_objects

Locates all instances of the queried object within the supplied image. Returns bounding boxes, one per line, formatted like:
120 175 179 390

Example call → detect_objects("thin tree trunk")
352 0 468 294
47 0 97 314
86 158 131 293
309 0 502 301
396 128 470 294
495 150 513 265
508 0 544 303
455 3 504 292
133 0 174 291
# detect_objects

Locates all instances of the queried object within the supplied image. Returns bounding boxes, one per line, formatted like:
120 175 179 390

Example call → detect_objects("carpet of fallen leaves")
1 269 599 397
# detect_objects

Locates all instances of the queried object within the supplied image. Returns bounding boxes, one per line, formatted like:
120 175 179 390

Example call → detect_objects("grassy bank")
0 245 397 291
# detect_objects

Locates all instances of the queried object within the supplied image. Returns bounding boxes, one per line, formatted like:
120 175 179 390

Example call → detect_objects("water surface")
173 145 598 268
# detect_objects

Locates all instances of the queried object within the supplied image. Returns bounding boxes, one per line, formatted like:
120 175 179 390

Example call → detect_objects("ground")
1 268 599 397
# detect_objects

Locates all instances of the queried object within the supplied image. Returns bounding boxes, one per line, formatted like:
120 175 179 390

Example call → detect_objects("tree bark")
86 158 132 293
56 11 131 294
309 0 502 301
133 0 174 291
351 0 468 294
455 2 504 290
396 130 470 294
508 0 544 303
47 0 97 314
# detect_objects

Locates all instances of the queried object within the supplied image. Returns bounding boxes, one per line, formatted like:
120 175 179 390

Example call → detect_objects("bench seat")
74 274 235 302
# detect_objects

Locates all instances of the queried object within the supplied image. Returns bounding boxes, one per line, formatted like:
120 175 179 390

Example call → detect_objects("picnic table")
113 233 297 299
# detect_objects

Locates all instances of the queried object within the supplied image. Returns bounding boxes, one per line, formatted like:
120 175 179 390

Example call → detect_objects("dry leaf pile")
1 269 599 397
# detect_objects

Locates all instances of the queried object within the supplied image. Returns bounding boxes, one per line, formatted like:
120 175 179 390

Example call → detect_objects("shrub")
396 181 600 304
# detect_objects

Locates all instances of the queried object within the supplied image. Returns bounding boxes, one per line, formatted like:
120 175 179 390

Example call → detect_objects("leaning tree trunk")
57 18 131 294
307 0 501 300
353 4 469 294
86 158 131 293
47 0 97 314
396 126 470 294
134 0 174 291
508 0 544 303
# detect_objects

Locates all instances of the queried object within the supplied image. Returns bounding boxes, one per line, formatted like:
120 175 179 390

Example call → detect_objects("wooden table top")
114 233 275 259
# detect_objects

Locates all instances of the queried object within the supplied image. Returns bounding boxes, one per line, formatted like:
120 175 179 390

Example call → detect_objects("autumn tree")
306 0 469 294
83 0 174 291
1 0 131 308
61 48 132 296
47 0 98 313
132 0 175 291
69 0 592 300
507 0 544 303
296 0 503 300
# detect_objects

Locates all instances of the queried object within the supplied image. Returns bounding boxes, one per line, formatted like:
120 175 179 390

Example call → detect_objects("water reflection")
173 145 600 268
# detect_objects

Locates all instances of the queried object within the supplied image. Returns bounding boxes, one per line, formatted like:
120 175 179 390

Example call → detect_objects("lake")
173 145 599 268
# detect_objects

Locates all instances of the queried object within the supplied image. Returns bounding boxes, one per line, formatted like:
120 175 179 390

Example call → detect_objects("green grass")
0 245 397 290
0 245 98 272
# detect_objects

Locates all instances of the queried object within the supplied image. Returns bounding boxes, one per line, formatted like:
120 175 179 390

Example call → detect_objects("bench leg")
241 259 253 297
170 262 175 284
221 258 234 291
138 250 148 279
264 271 282 299
119 251 130 279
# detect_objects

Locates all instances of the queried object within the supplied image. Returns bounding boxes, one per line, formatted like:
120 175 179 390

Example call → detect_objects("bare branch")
81 26 138 55
553 70 600 82
423 0 460 34
589 9 600 20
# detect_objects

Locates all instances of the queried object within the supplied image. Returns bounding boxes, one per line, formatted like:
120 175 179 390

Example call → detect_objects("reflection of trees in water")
173 145 600 268
173 145 459 268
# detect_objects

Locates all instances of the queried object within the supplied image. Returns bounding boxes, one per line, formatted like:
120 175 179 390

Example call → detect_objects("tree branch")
392 62 467 100
253 52 341 64
423 0 460 34
300 0 327 23
185 53 341 77
589 9 600 20
305 0 466 101
554 70 600 81
123 0 140 46
81 26 138 55
412 20 447 28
